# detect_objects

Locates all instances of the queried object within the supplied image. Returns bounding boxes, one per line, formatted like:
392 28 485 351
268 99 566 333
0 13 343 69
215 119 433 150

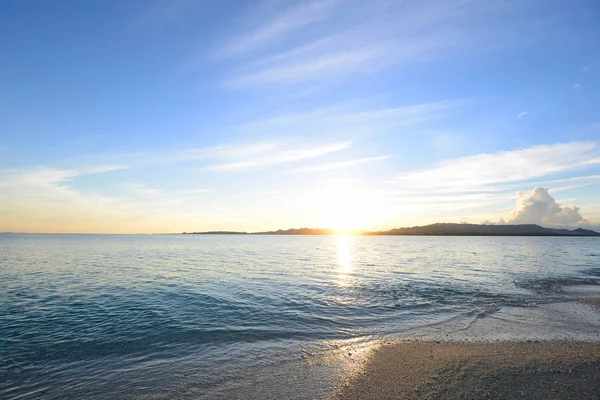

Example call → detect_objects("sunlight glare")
317 182 382 232
335 235 354 287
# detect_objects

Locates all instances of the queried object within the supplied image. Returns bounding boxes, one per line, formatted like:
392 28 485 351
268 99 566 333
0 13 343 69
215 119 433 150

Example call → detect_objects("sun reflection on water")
336 235 354 286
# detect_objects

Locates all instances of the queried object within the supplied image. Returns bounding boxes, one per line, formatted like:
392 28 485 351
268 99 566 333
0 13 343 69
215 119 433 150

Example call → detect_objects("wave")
515 275 600 295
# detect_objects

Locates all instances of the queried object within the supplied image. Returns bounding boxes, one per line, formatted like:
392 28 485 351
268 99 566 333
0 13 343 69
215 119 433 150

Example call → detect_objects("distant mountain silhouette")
184 227 334 235
184 231 249 235
255 228 335 235
184 223 600 236
365 223 600 236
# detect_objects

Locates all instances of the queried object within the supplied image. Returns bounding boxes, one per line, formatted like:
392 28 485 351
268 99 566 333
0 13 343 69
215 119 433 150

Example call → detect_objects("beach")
335 340 600 400
335 298 600 400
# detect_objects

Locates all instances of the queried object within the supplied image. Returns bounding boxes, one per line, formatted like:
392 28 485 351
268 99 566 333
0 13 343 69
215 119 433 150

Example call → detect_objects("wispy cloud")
226 44 384 87
206 141 351 171
0 164 127 189
573 83 581 89
120 183 212 206
243 190 281 197
248 100 467 131
0 165 222 233
221 0 533 88
390 142 599 192
40 99 464 182
75 139 347 172
134 0 209 30
175 142 281 163
517 111 528 118
375 141 600 218
220 0 337 57
536 174 600 191
0 167 77 188
224 28 467 88
294 156 389 172
328 101 465 125
81 165 130 174
0 166 121 226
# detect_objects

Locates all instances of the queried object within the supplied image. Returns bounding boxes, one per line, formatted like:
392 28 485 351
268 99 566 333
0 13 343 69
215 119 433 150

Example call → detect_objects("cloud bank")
380 142 600 226
500 187 587 228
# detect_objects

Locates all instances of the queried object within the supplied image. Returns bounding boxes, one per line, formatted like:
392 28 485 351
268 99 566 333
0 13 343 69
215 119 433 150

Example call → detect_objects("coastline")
333 297 600 400
334 340 600 400
182 223 600 237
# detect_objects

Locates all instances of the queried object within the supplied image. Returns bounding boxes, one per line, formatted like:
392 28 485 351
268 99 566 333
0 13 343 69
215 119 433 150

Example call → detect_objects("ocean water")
1 234 599 399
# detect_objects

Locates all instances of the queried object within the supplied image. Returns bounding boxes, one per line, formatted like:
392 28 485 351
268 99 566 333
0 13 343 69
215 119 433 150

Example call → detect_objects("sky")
1 0 600 233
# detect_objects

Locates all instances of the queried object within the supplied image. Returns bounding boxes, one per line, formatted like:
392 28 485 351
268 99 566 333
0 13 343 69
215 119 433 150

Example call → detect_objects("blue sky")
1 0 599 233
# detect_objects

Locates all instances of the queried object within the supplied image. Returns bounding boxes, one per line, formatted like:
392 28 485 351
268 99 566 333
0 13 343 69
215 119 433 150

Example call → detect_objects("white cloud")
0 164 127 188
294 156 389 172
517 111 528 118
377 142 600 222
221 0 538 88
225 27 466 88
206 141 351 171
176 142 281 162
81 165 129 174
391 142 598 192
220 0 337 56
248 100 466 133
573 83 581 89
504 187 587 228
0 165 224 233
190 100 464 174
243 190 281 197
226 45 384 87
537 173 600 187
0 167 78 188
76 139 351 171
328 101 465 125
0 166 121 229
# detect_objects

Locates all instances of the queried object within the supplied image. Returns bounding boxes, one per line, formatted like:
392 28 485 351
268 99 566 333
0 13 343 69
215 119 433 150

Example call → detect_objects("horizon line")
4 222 596 235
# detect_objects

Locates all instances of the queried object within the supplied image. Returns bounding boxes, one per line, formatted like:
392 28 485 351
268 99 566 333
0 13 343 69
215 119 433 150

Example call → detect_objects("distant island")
183 223 600 236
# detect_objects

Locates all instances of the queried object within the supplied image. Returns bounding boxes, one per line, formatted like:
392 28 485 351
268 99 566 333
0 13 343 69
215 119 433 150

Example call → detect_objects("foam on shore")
332 290 600 399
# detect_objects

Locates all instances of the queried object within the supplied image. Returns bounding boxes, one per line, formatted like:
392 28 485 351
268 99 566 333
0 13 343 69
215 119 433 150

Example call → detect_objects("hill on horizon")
184 223 600 236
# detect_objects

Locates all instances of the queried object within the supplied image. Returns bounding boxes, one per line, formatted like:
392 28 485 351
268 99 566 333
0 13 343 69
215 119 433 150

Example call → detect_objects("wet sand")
334 296 600 399
335 341 600 400
580 297 600 308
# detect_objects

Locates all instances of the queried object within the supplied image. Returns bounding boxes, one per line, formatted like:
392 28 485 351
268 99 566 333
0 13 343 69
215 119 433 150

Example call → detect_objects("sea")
1 234 599 399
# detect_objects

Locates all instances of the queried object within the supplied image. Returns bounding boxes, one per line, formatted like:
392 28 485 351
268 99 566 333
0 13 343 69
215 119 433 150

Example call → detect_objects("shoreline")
334 340 600 400
333 297 600 400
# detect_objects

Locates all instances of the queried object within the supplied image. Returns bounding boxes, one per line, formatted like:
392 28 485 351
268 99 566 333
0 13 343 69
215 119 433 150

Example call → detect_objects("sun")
312 180 383 233
321 201 379 233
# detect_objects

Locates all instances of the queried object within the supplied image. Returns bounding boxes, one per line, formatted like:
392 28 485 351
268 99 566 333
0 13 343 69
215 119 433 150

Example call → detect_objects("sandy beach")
335 340 600 400
333 295 600 400
580 297 600 308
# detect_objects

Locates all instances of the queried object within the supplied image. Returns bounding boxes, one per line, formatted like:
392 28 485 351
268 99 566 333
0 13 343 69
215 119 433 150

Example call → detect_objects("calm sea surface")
1 234 599 399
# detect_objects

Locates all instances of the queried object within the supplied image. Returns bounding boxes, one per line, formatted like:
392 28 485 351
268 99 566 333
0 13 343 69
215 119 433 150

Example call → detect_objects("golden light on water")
335 235 354 286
